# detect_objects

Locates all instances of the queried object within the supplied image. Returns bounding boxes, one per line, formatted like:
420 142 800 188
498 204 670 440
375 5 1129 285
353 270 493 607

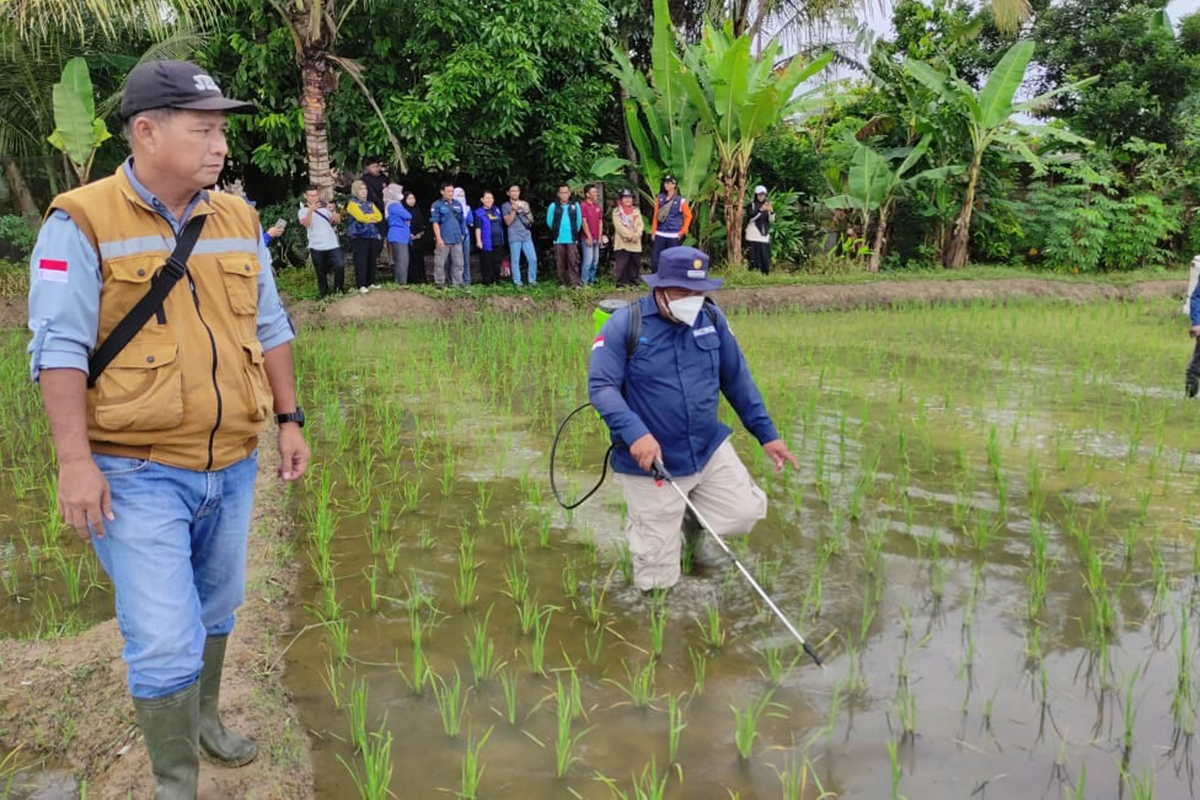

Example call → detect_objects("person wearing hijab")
745 185 775 274
347 179 383 291
453 187 474 286
384 183 412 284
405 192 427 284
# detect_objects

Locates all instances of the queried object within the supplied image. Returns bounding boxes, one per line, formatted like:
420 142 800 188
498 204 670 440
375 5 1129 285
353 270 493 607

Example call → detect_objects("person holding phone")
299 185 344 297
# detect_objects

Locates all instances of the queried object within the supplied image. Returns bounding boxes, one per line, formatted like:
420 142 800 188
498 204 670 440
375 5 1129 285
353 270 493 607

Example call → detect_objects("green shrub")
0 215 37 263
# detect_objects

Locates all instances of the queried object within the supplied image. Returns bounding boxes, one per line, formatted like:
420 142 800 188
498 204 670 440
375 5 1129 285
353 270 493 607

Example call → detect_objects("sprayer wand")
652 459 823 668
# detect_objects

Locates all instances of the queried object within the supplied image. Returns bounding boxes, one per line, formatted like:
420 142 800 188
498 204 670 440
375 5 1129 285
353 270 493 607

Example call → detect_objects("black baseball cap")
120 60 255 120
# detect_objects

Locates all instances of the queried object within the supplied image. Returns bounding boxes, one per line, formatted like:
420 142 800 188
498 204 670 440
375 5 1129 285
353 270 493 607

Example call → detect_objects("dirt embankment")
285 277 1186 329
0 442 313 800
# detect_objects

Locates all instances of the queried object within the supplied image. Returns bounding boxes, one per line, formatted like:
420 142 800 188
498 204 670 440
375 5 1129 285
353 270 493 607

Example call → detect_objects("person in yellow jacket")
347 179 384 292
25 60 310 799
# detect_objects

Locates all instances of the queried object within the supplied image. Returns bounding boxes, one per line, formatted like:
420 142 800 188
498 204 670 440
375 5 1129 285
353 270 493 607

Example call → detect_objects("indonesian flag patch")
38 258 68 283
592 335 605 351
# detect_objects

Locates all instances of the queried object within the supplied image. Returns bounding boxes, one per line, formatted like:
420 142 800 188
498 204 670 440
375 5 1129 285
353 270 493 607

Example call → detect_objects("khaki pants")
614 439 767 590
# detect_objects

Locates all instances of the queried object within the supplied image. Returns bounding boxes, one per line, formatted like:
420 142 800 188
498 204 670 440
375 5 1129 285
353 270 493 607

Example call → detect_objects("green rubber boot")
198 635 258 767
132 682 200 800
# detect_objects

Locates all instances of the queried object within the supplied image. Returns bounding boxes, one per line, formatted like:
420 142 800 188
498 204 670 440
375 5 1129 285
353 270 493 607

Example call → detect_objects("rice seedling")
648 603 667 658
732 689 780 761
555 674 594 777
401 609 434 696
466 605 504 684
617 541 634 584
498 667 519 725
454 540 479 610
432 666 469 738
688 645 708 695
886 738 903 800
459 725 492 800
346 676 369 752
583 624 606 665
605 659 657 708
697 604 726 650
337 724 393 800
561 556 579 598
758 643 801 687
526 604 556 676
667 693 686 764
504 557 530 606
362 565 380 612
326 617 351 663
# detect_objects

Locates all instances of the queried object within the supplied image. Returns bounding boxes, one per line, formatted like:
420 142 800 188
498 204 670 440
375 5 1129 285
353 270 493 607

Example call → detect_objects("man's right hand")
436 239 446 251
629 433 663 474
59 458 113 540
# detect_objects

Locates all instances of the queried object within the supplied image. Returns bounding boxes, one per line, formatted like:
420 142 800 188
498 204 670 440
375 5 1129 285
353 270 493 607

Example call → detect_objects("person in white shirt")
745 185 775 274
298 185 344 296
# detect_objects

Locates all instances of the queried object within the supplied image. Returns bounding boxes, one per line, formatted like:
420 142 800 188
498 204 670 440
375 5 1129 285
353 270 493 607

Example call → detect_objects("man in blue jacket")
1187 279 1200 396
588 246 798 590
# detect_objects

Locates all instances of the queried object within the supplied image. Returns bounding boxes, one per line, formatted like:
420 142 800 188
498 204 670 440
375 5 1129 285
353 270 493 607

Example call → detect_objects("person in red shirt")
581 184 603 285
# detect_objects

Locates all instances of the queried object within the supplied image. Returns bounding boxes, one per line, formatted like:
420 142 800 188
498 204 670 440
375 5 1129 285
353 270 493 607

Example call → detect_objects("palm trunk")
3 156 40 220
944 154 981 269
301 53 334 199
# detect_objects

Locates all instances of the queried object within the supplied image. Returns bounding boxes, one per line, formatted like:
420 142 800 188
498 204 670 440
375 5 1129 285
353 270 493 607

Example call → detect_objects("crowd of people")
293 158 779 298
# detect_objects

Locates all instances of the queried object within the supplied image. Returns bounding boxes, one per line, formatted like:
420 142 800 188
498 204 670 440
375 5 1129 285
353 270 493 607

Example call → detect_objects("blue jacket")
430 199 466 245
387 201 412 244
1191 281 1200 326
588 294 778 477
474 206 505 251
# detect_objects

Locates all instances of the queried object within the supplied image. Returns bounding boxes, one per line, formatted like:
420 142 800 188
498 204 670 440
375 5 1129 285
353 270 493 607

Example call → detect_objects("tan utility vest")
50 166 273 472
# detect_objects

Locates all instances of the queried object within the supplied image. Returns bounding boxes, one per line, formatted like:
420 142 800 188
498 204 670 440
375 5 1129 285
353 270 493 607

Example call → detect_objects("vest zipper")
186 268 222 471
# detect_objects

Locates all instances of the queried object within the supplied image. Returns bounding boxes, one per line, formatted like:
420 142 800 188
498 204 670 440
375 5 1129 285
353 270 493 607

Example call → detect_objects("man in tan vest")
26 60 310 798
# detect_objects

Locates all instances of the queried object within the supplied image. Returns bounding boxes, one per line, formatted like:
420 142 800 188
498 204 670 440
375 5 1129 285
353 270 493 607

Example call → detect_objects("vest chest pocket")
218 255 261 316
93 341 183 432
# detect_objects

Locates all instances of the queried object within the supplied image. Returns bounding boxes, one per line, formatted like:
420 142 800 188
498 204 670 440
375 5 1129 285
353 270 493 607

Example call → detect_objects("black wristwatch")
276 407 305 428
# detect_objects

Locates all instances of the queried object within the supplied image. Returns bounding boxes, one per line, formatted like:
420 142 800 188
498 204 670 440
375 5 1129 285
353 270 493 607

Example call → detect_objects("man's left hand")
278 425 310 481
1190 324 1200 338
267 224 285 239
762 439 798 472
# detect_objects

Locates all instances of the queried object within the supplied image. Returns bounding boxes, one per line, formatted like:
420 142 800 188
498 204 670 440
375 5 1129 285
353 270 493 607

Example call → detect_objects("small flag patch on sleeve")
592 336 605 351
38 258 68 283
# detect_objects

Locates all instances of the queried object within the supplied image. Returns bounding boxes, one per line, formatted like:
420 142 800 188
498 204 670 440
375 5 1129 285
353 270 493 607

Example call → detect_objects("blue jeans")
461 236 472 286
90 452 258 699
581 242 600 285
509 239 538 286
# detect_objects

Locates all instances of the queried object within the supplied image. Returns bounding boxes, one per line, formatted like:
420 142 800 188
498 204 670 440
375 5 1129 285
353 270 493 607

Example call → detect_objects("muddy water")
284 300 1200 798
0 333 111 639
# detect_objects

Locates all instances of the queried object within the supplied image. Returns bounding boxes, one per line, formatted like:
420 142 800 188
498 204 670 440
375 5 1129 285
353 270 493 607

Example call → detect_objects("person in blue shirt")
1187 280 1200 396
546 184 582 288
384 183 412 284
430 181 466 288
473 191 506 285
588 246 798 591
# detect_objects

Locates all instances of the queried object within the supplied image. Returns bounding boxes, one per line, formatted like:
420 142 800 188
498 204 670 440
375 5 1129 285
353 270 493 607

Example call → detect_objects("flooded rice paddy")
280 297 1200 799
3 295 1200 798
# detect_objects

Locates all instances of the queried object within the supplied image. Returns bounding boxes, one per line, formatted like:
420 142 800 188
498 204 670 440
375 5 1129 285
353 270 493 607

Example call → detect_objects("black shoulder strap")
87 215 207 387
626 300 641 358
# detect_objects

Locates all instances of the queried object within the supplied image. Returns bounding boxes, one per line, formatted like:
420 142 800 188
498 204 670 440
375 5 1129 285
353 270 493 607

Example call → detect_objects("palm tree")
269 0 405 197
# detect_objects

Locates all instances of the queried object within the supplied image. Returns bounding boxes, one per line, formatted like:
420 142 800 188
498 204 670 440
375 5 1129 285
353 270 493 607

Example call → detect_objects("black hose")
550 402 615 510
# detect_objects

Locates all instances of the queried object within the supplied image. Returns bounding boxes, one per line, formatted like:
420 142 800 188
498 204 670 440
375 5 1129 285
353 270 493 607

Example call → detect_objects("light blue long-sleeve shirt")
27 159 294 382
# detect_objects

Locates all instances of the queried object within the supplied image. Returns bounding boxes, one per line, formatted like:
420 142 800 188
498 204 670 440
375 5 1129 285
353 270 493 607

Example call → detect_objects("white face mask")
667 294 706 327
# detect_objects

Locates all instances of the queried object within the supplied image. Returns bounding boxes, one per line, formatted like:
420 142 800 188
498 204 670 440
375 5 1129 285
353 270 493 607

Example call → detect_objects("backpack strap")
87 215 207 387
626 300 642 358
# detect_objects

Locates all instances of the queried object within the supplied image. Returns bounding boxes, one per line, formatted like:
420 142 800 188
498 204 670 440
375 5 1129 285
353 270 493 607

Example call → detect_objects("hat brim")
172 97 257 114
642 273 723 291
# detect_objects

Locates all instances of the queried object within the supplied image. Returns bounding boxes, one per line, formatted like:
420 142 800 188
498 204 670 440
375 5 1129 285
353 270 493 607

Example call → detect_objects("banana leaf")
48 57 107 170
977 40 1034 129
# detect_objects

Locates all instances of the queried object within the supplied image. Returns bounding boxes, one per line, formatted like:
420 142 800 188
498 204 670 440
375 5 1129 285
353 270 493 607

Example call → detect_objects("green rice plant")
617 541 634 584
383 538 403 576
400 475 422 514
680 533 697 574
432 666 469 737
504 557 530 605
337 724 393 800
667 693 686 764
561 556 579 598
474 482 493 525
886 738 903 800
326 617 351 663
584 625 606 665
605 659 657 708
454 541 479 610
758 644 801 687
515 594 539 635
538 512 552 549
501 518 526 549
632 756 669 800
689 646 708 695
755 556 781 593
465 605 505 684
648 604 667 658
554 675 595 777
499 667 519 725
732 689 779 761
441 442 456 495
363 565 380 612
583 570 613 627
986 424 1002 483
1173 602 1194 733
526 604 556 676
401 609 434 696
346 676 369 752
322 657 345 710
459 726 493 800
697 604 726 650
1125 766 1154 799
1067 762 1087 800
893 680 916 741
775 747 833 800
54 551 87 606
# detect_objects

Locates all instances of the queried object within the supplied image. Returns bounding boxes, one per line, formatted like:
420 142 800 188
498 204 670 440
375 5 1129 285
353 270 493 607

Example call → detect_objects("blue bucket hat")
643 246 723 291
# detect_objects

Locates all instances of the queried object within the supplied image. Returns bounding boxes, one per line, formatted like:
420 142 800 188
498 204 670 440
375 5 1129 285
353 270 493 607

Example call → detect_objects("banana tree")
825 134 962 272
612 0 832 265
47 57 110 185
904 40 1095 268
